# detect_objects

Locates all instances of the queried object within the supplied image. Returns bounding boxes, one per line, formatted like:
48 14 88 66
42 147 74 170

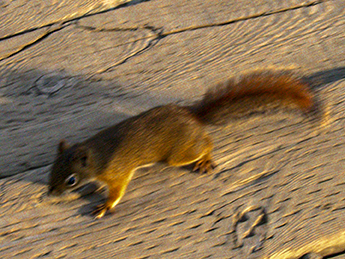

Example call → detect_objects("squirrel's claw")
93 204 109 219
193 158 216 174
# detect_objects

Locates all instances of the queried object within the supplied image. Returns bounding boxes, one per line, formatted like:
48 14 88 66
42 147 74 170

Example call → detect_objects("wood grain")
1 0 345 258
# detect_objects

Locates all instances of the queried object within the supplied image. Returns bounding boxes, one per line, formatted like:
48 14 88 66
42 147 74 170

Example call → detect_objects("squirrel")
48 70 320 219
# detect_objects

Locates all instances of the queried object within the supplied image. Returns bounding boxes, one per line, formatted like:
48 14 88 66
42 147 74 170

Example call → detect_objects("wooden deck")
1 0 345 258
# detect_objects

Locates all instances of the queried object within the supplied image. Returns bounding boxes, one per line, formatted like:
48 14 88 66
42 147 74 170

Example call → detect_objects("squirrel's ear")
58 140 70 155
73 146 90 167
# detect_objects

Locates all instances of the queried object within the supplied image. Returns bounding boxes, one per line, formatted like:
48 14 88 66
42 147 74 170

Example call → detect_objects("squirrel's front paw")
93 203 111 219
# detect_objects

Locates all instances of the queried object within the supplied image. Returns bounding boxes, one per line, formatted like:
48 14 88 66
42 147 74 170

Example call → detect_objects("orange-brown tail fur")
188 70 316 125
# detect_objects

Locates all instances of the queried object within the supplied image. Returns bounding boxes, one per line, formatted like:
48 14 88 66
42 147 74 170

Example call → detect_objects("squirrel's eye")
66 175 77 186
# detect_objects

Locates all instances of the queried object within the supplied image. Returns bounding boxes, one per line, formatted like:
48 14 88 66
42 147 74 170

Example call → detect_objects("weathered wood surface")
1 0 345 258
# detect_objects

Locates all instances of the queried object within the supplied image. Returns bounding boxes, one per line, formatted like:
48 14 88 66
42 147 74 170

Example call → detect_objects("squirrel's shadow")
75 163 205 218
303 66 345 89
75 183 106 217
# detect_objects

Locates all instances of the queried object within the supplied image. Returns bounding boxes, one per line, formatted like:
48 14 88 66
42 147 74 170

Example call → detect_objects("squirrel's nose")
48 186 64 196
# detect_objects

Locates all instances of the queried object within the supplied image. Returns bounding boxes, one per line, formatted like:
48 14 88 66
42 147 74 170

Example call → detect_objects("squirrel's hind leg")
166 133 215 173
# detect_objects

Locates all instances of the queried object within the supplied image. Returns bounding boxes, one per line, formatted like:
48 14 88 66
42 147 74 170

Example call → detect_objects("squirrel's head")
48 140 94 196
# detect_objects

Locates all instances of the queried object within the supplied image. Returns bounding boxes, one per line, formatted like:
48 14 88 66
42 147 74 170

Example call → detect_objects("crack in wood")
158 0 327 37
0 0 147 41
0 23 70 62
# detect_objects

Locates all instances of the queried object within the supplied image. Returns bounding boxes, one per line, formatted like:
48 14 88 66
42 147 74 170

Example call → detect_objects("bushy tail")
187 70 319 125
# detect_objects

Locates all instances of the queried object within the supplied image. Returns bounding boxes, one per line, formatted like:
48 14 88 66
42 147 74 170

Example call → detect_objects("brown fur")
189 71 315 124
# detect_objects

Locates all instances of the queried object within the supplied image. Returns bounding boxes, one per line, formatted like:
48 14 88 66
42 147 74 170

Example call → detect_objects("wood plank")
1 0 345 258
1 0 343 176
